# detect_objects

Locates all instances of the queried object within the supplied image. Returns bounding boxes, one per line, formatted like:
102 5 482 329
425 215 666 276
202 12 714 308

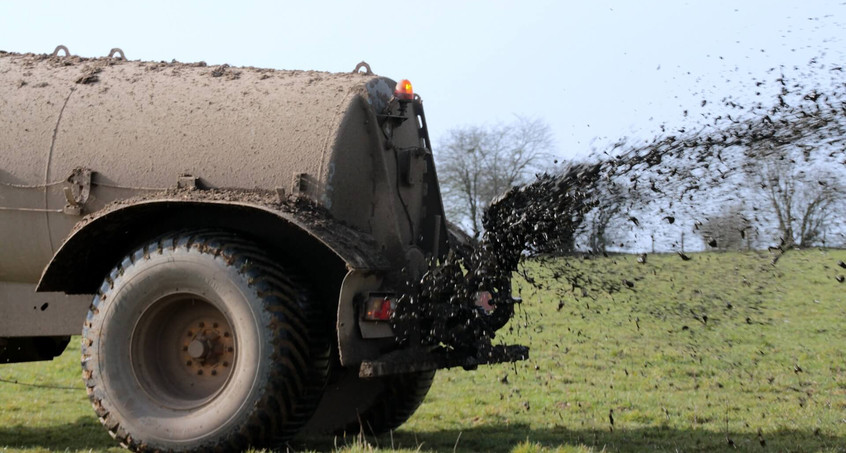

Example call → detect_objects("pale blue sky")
2 1 843 159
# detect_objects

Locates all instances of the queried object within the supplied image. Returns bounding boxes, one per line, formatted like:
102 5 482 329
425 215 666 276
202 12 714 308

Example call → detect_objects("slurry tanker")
0 47 525 451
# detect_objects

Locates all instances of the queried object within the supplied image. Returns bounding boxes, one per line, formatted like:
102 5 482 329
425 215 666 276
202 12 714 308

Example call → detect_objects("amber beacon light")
394 79 414 101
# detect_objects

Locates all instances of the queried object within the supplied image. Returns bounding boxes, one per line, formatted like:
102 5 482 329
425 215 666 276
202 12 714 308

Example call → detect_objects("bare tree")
752 158 841 248
436 117 554 237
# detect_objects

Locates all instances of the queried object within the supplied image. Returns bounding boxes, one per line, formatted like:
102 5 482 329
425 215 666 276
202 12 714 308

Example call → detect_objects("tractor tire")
81 231 324 452
304 367 435 437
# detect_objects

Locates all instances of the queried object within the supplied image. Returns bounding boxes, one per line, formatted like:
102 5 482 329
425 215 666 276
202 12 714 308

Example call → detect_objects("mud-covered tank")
0 47 525 452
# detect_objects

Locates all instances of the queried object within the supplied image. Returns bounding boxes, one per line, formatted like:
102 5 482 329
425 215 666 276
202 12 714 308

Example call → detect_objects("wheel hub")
182 318 235 377
186 339 208 359
131 296 238 408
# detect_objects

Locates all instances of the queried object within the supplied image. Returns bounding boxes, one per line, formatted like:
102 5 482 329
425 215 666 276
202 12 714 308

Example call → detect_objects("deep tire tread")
81 230 329 452
339 371 436 437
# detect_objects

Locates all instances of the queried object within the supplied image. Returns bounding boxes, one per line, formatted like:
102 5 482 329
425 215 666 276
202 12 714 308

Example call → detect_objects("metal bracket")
177 174 199 190
51 45 70 57
107 48 126 60
398 146 428 186
358 344 529 378
275 187 288 203
63 167 92 216
352 61 373 75
292 173 309 196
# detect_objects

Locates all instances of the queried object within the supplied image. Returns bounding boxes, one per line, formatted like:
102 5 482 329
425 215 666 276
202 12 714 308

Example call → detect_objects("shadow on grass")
0 416 116 451
1 420 842 452
297 424 846 452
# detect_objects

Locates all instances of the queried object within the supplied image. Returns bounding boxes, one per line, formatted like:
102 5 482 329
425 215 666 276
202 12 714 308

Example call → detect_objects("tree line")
436 67 846 253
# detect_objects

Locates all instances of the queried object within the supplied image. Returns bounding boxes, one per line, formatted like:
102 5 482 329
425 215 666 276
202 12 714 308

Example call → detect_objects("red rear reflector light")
364 296 395 321
395 79 413 101
475 291 494 314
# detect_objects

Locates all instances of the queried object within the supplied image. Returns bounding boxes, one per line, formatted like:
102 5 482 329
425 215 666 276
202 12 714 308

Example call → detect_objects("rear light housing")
362 293 396 321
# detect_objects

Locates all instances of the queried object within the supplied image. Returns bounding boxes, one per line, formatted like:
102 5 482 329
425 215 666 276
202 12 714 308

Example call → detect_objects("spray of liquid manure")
396 60 846 352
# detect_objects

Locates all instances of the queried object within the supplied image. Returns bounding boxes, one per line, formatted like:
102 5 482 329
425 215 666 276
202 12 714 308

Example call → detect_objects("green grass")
2 249 845 452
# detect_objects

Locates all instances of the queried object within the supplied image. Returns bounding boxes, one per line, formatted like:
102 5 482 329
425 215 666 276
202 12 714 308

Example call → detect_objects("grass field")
1 249 844 452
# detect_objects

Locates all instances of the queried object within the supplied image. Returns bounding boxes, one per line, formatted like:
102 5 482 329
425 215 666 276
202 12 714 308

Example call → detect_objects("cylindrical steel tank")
0 51 420 283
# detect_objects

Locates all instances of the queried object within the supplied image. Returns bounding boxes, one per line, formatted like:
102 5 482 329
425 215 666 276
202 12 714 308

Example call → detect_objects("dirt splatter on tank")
0 47 526 452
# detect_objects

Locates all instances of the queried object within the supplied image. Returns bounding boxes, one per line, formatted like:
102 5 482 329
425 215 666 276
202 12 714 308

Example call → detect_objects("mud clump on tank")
107 187 387 264
399 60 846 351
41 186 392 297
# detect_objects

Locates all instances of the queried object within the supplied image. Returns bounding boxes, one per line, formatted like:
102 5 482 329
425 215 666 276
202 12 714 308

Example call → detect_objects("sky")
1 1 844 160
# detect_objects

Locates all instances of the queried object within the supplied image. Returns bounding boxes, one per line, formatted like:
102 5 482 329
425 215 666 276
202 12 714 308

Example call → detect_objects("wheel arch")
37 198 391 300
